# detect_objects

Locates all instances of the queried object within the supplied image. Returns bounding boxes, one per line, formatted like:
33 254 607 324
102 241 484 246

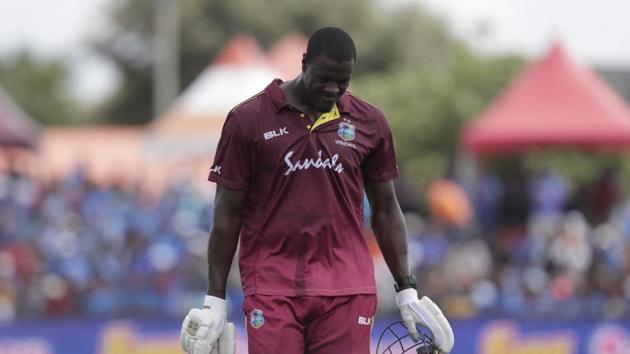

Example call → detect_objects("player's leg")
243 295 305 354
304 294 377 354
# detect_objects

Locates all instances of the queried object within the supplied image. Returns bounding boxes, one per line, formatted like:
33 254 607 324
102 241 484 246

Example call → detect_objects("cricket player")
180 27 454 354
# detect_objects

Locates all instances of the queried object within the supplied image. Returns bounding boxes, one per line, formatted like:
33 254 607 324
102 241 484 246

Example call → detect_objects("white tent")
0 85 40 149
148 34 280 160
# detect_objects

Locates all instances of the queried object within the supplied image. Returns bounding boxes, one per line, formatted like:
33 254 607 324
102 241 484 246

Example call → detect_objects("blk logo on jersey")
337 120 355 141
264 127 289 140
210 165 222 175
283 150 344 176
250 309 265 329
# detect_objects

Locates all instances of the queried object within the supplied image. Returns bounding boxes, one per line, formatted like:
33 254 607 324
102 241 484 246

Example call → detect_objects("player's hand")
395 288 454 353
180 296 227 354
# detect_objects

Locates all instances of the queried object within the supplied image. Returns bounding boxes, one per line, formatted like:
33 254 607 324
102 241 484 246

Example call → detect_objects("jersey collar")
310 104 340 131
265 79 355 118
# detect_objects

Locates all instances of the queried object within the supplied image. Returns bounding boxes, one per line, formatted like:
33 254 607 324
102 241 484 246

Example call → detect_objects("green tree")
0 51 81 125
354 49 524 191
92 0 463 124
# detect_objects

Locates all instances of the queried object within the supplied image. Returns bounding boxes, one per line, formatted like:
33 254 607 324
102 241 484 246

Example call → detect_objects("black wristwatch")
394 275 417 292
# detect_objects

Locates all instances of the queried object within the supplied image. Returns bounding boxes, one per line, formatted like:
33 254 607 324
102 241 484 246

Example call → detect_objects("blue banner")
1 317 629 354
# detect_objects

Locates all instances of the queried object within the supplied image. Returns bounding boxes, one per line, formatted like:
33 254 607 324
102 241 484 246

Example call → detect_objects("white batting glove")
396 288 454 353
210 322 235 354
180 296 227 354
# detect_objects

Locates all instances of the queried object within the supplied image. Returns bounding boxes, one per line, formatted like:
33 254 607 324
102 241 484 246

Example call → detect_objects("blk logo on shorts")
358 316 372 326
250 308 265 329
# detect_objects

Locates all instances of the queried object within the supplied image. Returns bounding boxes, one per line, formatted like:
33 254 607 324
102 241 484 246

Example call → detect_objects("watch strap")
394 275 417 292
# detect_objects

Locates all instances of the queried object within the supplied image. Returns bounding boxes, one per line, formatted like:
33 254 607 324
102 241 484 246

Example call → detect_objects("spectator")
2 167 630 321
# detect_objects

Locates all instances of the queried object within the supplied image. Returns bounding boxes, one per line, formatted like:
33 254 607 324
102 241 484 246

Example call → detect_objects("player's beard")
315 96 336 112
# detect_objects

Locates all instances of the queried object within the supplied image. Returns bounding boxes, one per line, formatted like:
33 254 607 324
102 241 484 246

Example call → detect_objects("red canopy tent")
461 42 630 155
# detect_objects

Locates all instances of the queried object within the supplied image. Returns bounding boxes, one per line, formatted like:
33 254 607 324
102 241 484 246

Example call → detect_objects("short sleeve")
208 112 252 190
362 113 400 183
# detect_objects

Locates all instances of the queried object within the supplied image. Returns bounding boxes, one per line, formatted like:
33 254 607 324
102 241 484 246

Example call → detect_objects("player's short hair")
305 27 356 63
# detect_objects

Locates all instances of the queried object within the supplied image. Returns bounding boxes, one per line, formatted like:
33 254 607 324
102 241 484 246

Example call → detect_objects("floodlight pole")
153 0 181 117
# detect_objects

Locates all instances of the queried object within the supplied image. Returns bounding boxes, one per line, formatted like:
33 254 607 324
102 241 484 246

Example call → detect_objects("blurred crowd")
395 168 630 320
0 168 216 321
1 167 630 322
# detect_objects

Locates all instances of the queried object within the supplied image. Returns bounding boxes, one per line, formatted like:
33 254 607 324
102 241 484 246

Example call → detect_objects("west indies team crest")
337 119 356 141
250 308 265 329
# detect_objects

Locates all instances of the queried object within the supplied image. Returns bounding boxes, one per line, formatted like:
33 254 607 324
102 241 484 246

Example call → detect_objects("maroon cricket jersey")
209 79 399 296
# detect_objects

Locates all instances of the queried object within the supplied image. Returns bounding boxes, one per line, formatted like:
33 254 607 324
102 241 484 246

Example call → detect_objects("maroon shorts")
243 294 377 354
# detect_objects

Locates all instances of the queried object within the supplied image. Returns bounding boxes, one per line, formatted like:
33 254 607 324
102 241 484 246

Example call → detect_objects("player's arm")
365 180 454 353
364 179 410 282
206 184 247 298
180 185 245 354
